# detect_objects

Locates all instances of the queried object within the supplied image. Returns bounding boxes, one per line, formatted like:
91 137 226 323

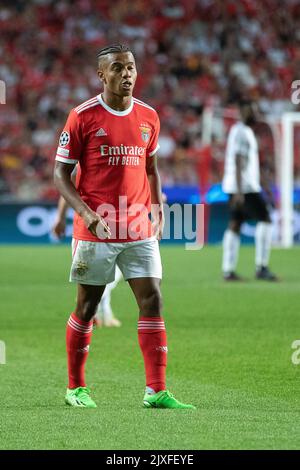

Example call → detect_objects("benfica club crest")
140 124 151 143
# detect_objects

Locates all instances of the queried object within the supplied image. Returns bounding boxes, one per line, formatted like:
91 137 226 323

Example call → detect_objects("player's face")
98 52 137 97
241 103 258 126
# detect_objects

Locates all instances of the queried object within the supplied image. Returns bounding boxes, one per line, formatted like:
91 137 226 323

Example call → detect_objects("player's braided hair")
97 44 131 63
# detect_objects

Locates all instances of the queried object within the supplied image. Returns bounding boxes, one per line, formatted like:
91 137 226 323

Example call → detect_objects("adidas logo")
95 128 107 137
156 346 168 353
77 345 90 353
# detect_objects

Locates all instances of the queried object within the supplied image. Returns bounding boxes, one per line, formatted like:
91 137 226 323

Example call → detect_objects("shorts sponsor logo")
59 131 70 147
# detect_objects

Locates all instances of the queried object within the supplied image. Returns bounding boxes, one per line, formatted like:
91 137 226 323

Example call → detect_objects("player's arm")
233 153 245 206
233 129 248 206
54 162 111 238
146 154 165 240
52 196 68 238
52 168 77 238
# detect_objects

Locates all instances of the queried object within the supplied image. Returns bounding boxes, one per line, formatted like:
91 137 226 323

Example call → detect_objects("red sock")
66 312 93 389
138 316 167 393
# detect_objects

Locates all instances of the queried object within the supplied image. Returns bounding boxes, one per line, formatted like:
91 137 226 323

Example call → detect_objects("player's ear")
97 69 106 84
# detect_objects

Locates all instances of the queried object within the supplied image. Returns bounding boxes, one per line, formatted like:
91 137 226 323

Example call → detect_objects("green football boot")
65 387 97 408
143 390 196 409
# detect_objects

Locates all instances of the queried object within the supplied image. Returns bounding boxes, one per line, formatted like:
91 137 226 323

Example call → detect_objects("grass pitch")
0 244 300 450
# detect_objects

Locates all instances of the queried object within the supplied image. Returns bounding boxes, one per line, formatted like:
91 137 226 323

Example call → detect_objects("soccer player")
53 190 122 328
222 99 278 281
54 44 195 409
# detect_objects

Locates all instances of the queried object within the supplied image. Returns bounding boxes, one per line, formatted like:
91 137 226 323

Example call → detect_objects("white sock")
255 222 272 268
98 288 113 320
222 229 240 273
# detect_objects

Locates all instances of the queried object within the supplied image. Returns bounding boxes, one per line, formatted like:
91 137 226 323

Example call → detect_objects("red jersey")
55 94 160 242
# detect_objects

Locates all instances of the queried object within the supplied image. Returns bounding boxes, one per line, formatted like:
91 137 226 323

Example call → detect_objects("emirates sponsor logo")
100 144 145 166
100 144 145 157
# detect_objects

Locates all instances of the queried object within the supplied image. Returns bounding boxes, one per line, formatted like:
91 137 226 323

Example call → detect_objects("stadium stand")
0 0 299 201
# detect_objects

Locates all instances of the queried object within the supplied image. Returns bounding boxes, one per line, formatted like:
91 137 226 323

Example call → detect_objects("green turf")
0 244 300 449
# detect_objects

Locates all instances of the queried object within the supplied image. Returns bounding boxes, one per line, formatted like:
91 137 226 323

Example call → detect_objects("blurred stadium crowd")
0 0 300 201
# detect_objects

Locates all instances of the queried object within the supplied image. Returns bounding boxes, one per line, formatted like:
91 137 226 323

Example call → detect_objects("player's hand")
52 219 66 238
96 216 112 239
152 207 165 241
83 210 111 239
232 193 245 207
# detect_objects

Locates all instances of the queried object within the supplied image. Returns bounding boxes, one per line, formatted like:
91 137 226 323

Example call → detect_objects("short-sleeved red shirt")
55 94 160 242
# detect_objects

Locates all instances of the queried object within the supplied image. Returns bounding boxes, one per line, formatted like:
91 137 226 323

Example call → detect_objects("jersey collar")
97 94 134 116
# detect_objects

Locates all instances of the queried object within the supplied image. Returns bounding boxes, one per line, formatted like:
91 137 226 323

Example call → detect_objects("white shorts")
70 237 162 285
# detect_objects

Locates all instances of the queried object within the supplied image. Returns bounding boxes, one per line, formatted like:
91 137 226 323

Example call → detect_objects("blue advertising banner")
0 202 299 245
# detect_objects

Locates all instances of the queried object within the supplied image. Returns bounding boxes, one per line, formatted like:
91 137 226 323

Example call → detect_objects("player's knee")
229 221 241 234
141 289 163 315
75 299 98 322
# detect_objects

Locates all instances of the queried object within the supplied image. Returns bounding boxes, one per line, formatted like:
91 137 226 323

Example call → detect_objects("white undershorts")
69 237 162 285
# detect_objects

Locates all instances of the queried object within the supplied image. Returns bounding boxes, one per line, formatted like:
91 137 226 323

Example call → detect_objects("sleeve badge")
59 131 70 147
